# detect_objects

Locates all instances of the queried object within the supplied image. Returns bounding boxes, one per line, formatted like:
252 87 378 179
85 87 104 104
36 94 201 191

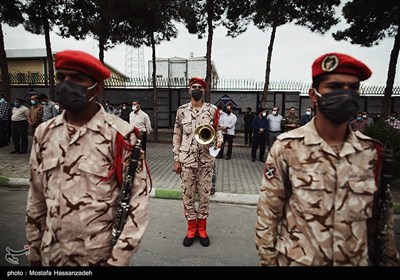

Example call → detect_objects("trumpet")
194 123 215 145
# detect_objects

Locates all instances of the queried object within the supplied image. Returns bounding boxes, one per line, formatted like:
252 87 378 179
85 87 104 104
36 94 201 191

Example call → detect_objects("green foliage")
0 0 24 26
333 0 399 47
364 120 400 179
332 0 400 118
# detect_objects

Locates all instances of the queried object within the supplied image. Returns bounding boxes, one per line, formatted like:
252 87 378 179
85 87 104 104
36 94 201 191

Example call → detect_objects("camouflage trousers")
180 164 213 220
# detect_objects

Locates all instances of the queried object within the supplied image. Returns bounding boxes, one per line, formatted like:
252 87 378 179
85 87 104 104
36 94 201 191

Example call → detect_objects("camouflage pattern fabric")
283 113 300 132
255 119 400 266
26 106 150 266
173 102 223 220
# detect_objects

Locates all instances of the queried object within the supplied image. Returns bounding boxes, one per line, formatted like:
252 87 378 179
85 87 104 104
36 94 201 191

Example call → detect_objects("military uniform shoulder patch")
264 164 276 181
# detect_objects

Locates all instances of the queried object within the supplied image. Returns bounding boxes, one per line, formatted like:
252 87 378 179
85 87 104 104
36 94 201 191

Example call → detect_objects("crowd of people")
1 49 399 267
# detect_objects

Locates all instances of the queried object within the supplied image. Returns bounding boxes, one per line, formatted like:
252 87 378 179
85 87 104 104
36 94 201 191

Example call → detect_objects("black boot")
183 219 197 247
197 219 210 247
199 236 209 247
183 236 195 247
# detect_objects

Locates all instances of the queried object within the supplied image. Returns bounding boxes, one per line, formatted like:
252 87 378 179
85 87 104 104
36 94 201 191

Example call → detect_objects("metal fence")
4 73 399 96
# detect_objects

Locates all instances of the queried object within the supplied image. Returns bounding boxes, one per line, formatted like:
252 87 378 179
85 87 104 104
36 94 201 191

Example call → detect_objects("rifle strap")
213 108 220 130
102 128 139 186
373 143 383 185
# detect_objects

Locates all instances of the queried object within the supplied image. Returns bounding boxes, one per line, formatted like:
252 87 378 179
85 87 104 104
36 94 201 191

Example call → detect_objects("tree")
224 0 340 108
333 0 399 117
23 0 60 100
57 0 122 104
113 0 180 142
0 0 24 101
180 0 228 102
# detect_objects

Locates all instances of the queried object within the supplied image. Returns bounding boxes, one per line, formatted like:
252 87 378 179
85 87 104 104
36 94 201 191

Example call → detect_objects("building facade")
3 48 127 85
148 54 219 86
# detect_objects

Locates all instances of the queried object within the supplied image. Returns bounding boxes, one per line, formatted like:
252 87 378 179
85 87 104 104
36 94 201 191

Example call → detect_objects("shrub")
363 120 400 179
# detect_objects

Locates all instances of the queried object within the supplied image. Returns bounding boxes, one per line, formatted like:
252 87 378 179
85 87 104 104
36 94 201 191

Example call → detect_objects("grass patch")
154 189 199 201
0 176 10 185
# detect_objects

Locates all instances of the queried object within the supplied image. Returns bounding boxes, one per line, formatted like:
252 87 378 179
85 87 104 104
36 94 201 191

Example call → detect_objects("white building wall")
149 57 218 80
169 61 187 78
187 60 207 79
148 60 169 78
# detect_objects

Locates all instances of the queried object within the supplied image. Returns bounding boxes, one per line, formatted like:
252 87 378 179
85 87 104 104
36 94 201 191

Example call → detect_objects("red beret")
312 52 372 81
55 50 110 81
189 77 207 89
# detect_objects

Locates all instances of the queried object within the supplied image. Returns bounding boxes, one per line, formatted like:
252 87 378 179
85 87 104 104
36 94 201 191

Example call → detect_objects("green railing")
3 73 399 95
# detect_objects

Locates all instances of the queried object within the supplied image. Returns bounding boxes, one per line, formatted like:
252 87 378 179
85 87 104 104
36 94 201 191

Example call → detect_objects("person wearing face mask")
350 112 368 132
251 107 269 162
27 95 43 136
256 52 400 266
119 102 131 123
26 50 150 266
173 77 223 247
362 111 374 126
385 111 400 130
38 94 58 122
10 98 30 154
0 93 10 148
300 107 313 126
282 107 300 132
218 104 237 160
129 100 152 152
266 106 283 148
243 107 255 145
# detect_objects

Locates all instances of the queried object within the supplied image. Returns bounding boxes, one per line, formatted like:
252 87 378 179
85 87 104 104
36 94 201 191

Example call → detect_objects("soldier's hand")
173 161 181 174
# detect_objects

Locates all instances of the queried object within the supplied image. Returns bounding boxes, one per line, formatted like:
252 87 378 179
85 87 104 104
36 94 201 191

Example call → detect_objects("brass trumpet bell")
194 123 215 145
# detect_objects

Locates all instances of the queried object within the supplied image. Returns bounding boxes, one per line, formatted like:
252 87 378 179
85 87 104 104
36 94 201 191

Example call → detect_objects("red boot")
197 219 210 247
183 219 197 247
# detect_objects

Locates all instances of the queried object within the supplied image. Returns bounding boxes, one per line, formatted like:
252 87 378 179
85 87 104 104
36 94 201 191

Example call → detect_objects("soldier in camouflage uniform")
26 50 150 266
282 106 300 132
173 77 223 247
255 52 400 266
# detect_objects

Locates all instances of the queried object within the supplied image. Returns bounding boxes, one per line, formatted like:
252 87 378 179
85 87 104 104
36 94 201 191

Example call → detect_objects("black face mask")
55 80 97 112
191 89 203 101
315 89 360 124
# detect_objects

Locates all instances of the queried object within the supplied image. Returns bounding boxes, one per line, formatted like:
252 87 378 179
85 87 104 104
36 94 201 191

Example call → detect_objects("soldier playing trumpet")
172 77 223 247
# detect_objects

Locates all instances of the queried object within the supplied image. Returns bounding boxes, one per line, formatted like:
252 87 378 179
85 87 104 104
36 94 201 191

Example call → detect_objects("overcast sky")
3 20 399 85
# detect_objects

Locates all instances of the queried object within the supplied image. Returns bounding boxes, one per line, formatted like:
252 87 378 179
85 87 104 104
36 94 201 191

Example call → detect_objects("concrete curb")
0 176 259 206
2 176 399 211
149 187 259 206
0 176 29 186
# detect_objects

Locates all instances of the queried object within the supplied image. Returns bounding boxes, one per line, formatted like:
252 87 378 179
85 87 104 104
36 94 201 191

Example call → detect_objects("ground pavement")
1 130 399 209
0 131 265 205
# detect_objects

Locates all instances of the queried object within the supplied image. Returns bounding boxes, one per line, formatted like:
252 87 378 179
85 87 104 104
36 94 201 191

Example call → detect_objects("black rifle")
111 137 143 245
369 144 394 266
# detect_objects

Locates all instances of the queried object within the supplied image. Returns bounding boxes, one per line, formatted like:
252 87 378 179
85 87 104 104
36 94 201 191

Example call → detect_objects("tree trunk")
151 32 158 142
204 0 214 103
0 24 11 101
381 30 400 118
98 34 106 105
261 23 277 109
41 3 55 100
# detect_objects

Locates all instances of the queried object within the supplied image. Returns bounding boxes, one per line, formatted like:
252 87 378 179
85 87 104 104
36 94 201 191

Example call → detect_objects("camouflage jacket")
26 106 150 266
172 102 223 168
255 119 400 266
283 113 300 132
